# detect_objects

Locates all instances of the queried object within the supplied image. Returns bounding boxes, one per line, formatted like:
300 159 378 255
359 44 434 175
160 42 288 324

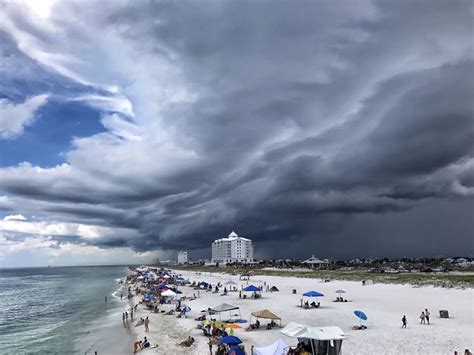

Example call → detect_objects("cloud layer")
0 0 472 264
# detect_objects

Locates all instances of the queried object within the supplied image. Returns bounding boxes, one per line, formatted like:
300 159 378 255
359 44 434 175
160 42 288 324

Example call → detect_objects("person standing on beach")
401 315 407 328
131 309 134 321
425 308 430 324
420 311 426 324
105 296 107 303
144 316 149 332
208 338 213 355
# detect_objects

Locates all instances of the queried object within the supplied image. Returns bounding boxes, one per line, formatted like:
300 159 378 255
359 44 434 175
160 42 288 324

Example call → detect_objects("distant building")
177 251 188 264
302 254 330 268
211 231 254 264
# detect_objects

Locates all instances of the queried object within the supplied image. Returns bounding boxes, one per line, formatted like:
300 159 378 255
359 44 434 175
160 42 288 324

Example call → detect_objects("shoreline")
125 283 196 354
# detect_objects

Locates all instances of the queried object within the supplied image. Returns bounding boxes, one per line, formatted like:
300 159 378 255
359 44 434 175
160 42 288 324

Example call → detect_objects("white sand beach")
128 270 473 355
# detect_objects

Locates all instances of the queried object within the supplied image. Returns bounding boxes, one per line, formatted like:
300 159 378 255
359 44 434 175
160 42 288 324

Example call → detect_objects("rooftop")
213 231 251 243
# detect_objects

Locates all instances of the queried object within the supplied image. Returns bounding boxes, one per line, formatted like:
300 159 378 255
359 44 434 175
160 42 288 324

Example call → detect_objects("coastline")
121 266 473 354
76 270 134 355
125 273 198 354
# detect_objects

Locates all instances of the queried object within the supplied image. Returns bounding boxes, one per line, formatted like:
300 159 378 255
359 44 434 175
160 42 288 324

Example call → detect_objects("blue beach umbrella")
354 310 368 321
335 290 346 294
220 336 242 345
229 345 245 355
243 285 261 292
303 291 324 297
183 306 191 313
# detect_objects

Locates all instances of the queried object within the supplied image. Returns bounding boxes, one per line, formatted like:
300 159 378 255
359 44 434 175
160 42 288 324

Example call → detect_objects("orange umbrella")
224 323 242 329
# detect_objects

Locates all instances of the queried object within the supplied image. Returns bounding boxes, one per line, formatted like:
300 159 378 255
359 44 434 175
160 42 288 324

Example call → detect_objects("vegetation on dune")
163 264 474 288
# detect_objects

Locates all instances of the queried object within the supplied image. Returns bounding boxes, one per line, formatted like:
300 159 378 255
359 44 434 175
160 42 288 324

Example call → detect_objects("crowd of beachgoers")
120 266 473 355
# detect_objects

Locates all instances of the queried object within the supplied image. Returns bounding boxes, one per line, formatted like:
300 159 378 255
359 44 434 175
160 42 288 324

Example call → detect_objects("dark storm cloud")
0 0 473 258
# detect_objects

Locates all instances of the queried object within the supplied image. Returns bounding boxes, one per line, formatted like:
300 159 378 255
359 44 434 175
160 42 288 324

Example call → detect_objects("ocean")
0 266 133 355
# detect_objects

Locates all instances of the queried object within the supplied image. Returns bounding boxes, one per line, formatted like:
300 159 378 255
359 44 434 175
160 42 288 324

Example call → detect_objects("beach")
126 268 473 355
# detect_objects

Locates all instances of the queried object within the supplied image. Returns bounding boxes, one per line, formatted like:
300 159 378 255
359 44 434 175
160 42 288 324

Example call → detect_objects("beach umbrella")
219 336 242 345
229 346 245 355
161 289 176 297
224 323 242 329
335 290 346 294
303 291 324 297
354 310 368 321
243 285 261 292
225 280 237 285
183 306 191 313
204 320 226 327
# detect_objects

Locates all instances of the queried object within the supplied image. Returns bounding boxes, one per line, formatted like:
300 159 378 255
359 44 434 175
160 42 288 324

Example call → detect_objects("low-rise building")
301 254 330 268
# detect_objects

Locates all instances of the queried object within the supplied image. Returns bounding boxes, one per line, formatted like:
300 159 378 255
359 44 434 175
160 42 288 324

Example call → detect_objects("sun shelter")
303 291 324 297
253 339 289 355
270 286 279 292
161 289 176 297
281 322 346 355
229 345 245 355
250 309 282 327
354 310 368 327
210 303 241 320
219 335 242 346
243 285 262 297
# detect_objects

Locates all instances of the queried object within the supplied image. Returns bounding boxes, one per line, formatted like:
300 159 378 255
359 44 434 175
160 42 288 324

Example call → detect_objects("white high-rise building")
177 251 188 264
211 231 254 264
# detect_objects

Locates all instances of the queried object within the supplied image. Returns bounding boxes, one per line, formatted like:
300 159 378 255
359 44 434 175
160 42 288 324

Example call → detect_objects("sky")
0 0 473 267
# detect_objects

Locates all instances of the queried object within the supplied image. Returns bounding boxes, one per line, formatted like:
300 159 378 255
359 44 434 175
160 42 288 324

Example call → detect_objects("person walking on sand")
401 315 407 328
208 338 213 355
144 316 149 332
105 296 107 303
420 311 426 324
425 308 430 325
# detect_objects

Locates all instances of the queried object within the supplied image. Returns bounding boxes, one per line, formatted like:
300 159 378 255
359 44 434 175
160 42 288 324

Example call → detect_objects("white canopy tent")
281 322 346 355
252 339 289 355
